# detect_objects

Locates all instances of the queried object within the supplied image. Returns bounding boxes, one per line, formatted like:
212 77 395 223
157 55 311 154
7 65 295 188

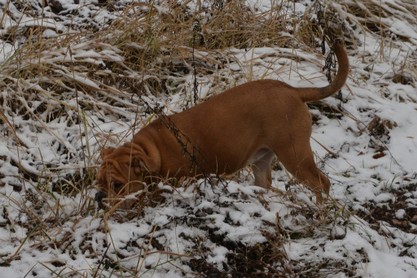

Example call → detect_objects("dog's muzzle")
95 191 107 209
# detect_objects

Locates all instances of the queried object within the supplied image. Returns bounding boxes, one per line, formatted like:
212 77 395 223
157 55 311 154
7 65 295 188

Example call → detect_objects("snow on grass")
0 0 417 277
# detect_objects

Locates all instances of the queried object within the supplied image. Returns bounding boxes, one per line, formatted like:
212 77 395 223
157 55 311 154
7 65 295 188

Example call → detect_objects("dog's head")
95 142 160 210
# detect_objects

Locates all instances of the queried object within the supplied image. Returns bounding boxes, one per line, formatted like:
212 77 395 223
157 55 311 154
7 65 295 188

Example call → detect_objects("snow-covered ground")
0 0 416 277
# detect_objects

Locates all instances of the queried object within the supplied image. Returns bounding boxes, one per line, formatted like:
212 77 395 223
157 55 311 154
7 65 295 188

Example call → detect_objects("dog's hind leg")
273 141 330 203
251 150 276 188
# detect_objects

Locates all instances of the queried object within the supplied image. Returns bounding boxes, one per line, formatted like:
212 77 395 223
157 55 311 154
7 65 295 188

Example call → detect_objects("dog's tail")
297 40 349 102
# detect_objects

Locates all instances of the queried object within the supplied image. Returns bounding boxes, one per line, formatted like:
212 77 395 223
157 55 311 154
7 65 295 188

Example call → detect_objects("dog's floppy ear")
126 142 161 174
131 156 159 174
101 147 115 159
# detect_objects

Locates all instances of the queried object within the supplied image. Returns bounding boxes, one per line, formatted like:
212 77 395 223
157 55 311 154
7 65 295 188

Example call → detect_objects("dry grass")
1 0 417 276
0 0 319 192
0 2 321 275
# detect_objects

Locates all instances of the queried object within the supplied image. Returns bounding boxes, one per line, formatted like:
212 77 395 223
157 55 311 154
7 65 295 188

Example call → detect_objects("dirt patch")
354 183 417 233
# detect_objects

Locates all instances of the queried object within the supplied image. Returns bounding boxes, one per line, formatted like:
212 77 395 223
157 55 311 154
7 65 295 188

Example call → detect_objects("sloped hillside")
0 0 417 277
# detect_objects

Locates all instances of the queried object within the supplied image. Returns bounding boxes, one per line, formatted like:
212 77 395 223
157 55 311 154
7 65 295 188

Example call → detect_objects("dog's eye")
112 181 123 192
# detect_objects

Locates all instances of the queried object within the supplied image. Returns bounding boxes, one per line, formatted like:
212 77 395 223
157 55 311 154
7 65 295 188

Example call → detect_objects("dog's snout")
95 191 107 208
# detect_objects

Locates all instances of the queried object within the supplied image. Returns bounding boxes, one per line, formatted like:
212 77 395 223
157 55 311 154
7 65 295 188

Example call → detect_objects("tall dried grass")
1 0 416 276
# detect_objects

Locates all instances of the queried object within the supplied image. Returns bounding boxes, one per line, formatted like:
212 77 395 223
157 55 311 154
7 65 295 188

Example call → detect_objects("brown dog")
96 40 349 208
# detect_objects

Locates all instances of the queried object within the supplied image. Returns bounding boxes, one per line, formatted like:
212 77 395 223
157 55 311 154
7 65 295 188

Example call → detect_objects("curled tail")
297 40 349 102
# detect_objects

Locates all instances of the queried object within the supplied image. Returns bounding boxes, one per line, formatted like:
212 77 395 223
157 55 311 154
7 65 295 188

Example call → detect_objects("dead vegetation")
1 0 417 277
0 0 330 196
